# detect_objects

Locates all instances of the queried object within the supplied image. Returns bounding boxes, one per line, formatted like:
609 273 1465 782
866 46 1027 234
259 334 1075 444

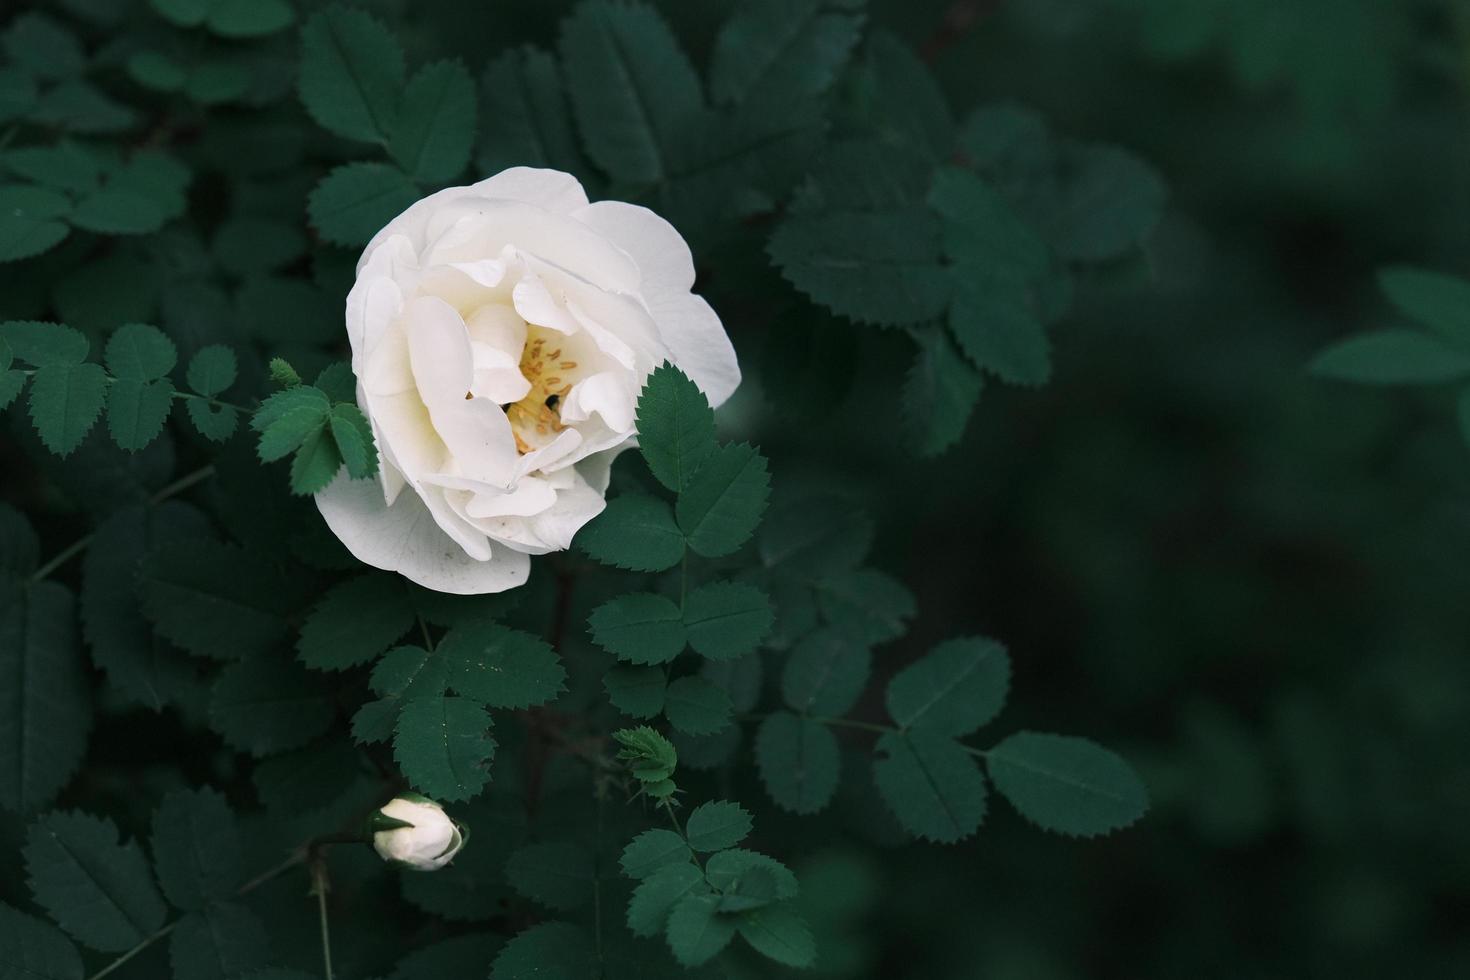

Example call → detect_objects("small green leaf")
0 321 88 366
69 189 168 236
439 623 567 709
167 902 268 980
666 893 735 967
390 60 477 182
371 645 450 700
873 730 988 843
1310 329 1470 385
676 443 771 558
394 696 496 802
619 829 691 880
781 627 870 717
141 539 294 659
24 812 168 953
885 637 1010 737
604 665 666 719
298 4 404 143
308 162 420 247
683 581 773 661
2 14 85 81
704 849 798 899
627 863 705 938
505 842 593 911
209 657 335 757
185 400 237 442
150 789 243 911
710 0 863 111
477 47 586 176
985 732 1149 837
755 712 840 815
684 800 752 852
1378 266 1470 347
104 324 176 381
613 726 678 785
577 493 685 572
297 574 414 671
28 362 107 456
589 593 687 664
736 903 816 968
0 185 71 262
490 923 594 980
186 345 237 397
636 363 716 493
289 426 345 495
105 379 173 452
663 676 733 736
816 567 915 644
330 403 377 479
0 903 82 980
204 0 295 39
902 326 982 456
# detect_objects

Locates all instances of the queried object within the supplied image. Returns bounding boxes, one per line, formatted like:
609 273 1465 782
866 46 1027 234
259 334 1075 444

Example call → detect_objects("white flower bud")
371 795 465 871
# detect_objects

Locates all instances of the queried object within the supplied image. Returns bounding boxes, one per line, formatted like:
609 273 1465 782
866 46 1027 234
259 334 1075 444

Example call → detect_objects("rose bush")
316 167 740 594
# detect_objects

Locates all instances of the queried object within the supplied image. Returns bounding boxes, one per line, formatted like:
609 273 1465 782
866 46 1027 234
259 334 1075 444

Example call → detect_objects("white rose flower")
316 167 740 594
371 795 465 871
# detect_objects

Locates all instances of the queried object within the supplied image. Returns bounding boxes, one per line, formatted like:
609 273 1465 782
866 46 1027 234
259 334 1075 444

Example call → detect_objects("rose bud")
369 794 467 871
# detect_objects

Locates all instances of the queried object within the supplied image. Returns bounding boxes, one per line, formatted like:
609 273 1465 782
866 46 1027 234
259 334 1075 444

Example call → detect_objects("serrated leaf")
903 326 982 456
203 0 294 39
755 712 840 815
1378 266 1470 348
186 345 237 396
439 623 566 709
636 363 716 493
589 592 686 664
704 849 798 899
986 732 1149 837
23 812 168 953
289 425 344 495
209 656 335 757
298 4 404 143
490 922 594 980
700 651 762 713
851 31 953 159
0 321 88 366
815 567 915 643
577 493 685 572
141 539 294 659
394 696 495 802
477 47 586 176
736 902 816 968
255 400 329 462
505 842 594 911
150 789 243 911
613 725 678 784
390 60 476 182
28 362 107 456
308 162 420 247
351 698 399 745
873 730 987 843
1310 329 1470 385
627 863 705 938
604 665 666 719
885 637 1010 737
106 378 173 452
185 399 238 441
781 626 871 717
371 645 450 699
684 800 752 852
676 443 770 558
104 323 176 381
69 189 168 236
666 893 735 967
1039 144 1165 262
710 0 864 112
386 933 505 980
0 184 71 262
0 368 24 410
252 738 361 813
298 574 414 671
683 581 773 661
0 903 82 980
167 903 268 980
619 829 691 880
559 0 703 183
0 504 38 580
330 403 377 479
663 676 732 735
0 583 90 812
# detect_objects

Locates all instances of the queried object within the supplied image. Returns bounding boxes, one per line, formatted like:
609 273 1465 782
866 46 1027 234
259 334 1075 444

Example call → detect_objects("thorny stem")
28 464 217 584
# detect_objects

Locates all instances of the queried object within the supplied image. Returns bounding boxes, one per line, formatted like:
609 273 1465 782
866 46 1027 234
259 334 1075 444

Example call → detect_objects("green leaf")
184 399 238 441
32 81 138 134
394 695 496 802
186 345 237 397
664 676 732 735
298 4 404 143
885 637 1010 737
781 627 871 716
578 493 685 572
0 503 38 580
676 443 771 558
1310 329 1470 385
1038 144 1166 262
254 390 330 463
491 923 595 980
850 31 953 159
0 185 72 262
209 656 335 756
666 893 735 967
736 903 816 968
0 583 90 812
613 726 678 784
104 324 176 381
506 842 594 911
589 593 687 664
604 665 666 720
106 379 173 452
308 162 421 247
371 645 450 700
0 903 82 980
710 0 864 111
69 190 168 236
390 60 477 182
252 738 361 814
167 903 268 980
477 47 586 176
755 712 840 815
902 326 983 456
352 699 399 745
636 363 716 493
298 574 414 671
683 581 773 661
703 849 798 899
141 539 294 659
815 567 915 644
619 829 692 880
684 800 752 852
873 730 987 843
28 363 107 456
439 623 567 709
985 732 1149 837
559 0 704 183
714 867 778 913
387 934 506 980
24 812 168 952
0 321 88 366
330 403 377 479
768 208 949 327
127 50 186 92
203 0 295 39
1378 266 1470 348
627 863 705 938
0 366 24 410
2 14 85 81
150 789 242 911
289 425 345 495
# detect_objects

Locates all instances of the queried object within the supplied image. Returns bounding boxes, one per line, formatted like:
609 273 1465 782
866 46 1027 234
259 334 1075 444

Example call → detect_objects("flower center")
505 327 578 454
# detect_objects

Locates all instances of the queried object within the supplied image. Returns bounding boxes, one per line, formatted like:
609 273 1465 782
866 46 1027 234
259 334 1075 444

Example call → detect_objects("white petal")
559 370 635 433
573 200 740 407
471 167 589 213
316 474 529 595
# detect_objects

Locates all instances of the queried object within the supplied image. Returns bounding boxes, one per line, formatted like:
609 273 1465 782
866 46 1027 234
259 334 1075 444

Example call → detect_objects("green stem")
814 716 896 736
315 871 334 980
678 549 689 612
86 922 180 980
